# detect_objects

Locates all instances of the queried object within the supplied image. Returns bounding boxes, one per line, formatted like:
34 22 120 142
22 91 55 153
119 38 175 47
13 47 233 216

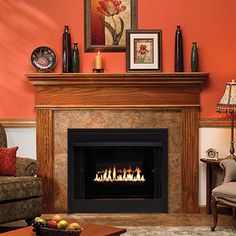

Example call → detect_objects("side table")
200 158 224 214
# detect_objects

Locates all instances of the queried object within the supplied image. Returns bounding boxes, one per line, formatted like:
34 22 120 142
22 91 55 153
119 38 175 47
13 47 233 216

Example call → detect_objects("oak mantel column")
182 107 199 213
36 109 54 213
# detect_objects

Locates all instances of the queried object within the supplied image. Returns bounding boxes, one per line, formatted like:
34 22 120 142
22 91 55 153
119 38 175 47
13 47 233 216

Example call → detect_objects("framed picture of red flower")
126 30 162 72
85 0 137 52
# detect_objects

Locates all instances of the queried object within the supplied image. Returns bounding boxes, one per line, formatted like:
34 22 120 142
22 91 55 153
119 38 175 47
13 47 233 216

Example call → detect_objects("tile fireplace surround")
27 72 208 214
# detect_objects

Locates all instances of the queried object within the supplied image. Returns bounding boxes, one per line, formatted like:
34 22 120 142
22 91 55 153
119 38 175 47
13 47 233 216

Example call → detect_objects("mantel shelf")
27 72 208 108
26 72 208 86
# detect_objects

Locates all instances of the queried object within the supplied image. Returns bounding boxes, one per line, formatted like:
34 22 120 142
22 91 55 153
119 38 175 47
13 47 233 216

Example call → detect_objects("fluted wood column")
36 109 54 213
182 107 199 213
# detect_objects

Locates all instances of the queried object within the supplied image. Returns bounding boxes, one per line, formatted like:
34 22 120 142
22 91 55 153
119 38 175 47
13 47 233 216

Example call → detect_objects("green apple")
34 216 46 224
34 217 42 222
57 220 69 230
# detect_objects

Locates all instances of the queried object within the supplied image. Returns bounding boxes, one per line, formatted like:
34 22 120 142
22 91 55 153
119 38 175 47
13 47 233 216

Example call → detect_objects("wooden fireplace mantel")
27 72 208 109
27 72 208 213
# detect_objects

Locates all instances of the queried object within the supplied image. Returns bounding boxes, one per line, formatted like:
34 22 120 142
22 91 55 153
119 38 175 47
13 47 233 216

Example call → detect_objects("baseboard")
199 205 233 215
199 205 207 214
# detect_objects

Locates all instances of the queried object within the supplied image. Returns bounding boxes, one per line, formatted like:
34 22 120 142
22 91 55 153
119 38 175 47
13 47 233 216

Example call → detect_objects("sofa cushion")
0 176 42 202
212 182 236 205
16 157 39 177
0 146 18 176
0 197 41 224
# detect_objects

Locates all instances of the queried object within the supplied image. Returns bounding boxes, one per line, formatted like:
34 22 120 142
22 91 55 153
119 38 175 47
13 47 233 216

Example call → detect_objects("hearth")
68 128 168 213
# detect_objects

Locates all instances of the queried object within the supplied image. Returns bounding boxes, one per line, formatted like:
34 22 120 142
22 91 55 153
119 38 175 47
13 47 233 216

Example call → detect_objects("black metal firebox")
68 128 168 213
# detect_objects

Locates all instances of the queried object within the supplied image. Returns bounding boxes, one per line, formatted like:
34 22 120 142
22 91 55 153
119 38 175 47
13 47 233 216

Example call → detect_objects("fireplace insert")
68 128 168 213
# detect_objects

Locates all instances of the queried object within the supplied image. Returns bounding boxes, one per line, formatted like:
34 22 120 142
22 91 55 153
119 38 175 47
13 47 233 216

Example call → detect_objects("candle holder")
92 68 104 73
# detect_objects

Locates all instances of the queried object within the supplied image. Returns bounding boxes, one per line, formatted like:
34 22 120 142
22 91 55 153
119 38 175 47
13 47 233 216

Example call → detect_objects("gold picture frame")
85 0 138 52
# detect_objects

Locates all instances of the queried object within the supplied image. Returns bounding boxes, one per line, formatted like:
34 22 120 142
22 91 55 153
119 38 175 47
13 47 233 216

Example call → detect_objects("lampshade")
216 80 236 113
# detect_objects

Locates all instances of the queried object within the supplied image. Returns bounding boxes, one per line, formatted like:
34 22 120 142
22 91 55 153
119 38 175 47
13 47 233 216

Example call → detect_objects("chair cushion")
0 146 18 176
212 182 236 205
220 159 236 183
0 176 42 202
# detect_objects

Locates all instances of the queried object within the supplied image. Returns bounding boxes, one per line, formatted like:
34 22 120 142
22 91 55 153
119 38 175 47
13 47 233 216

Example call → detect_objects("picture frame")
84 0 138 52
126 29 162 72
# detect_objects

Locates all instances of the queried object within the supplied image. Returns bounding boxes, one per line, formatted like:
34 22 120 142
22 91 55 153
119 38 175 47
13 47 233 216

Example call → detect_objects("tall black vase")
72 43 80 73
62 25 72 73
174 25 184 72
191 42 198 72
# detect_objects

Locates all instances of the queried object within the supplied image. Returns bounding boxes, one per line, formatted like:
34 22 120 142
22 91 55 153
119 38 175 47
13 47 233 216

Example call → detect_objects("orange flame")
94 166 145 182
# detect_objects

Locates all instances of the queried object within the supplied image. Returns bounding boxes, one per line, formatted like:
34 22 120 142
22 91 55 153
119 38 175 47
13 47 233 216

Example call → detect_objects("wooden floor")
68 213 236 227
0 212 235 233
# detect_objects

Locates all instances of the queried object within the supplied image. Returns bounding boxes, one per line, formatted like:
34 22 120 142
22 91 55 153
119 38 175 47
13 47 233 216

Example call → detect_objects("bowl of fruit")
32 215 83 236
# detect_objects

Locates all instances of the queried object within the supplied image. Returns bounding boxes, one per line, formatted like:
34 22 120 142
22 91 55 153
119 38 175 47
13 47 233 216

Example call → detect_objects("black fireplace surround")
68 128 168 213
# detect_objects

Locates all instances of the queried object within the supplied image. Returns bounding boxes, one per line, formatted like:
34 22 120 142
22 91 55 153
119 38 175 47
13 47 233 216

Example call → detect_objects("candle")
95 51 103 69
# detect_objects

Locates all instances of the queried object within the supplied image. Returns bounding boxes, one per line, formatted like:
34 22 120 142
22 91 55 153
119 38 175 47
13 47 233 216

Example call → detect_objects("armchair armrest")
16 157 39 176
220 158 236 183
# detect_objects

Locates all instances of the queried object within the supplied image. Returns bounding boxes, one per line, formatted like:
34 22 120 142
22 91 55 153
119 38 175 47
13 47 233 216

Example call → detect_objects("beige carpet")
123 226 236 235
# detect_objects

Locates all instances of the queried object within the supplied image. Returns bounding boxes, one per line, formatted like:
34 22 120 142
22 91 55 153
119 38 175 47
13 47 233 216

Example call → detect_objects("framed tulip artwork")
85 0 137 52
126 30 162 72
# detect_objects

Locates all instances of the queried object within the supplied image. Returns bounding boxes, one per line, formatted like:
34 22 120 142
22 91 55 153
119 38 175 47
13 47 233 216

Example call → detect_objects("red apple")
47 220 58 229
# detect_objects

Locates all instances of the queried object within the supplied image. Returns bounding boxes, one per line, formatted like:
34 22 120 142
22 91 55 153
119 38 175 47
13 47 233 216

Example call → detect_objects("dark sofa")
0 124 42 224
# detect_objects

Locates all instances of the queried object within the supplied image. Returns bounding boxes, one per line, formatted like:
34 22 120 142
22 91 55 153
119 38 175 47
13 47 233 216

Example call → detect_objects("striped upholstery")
211 158 236 231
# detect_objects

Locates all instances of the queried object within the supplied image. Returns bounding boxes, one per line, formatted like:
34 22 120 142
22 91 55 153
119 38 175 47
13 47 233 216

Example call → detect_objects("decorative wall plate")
31 46 57 72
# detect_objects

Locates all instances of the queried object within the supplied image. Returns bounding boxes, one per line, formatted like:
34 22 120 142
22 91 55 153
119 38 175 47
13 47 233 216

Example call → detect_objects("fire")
93 166 145 182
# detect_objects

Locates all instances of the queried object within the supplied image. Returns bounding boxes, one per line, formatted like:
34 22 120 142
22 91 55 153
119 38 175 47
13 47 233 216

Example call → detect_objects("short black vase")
72 43 80 73
174 25 184 72
191 42 198 72
62 25 72 73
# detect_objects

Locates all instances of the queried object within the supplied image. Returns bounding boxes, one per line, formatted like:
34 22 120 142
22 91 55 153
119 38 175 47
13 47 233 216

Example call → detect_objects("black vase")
62 25 72 73
72 43 80 73
174 25 184 72
191 42 198 72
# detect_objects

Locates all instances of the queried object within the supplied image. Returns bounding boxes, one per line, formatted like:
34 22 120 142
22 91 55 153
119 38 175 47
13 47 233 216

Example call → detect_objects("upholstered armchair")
211 158 236 231
0 123 42 225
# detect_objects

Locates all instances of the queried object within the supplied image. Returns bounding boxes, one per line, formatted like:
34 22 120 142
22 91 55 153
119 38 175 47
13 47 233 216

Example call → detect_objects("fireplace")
27 72 208 213
68 128 168 213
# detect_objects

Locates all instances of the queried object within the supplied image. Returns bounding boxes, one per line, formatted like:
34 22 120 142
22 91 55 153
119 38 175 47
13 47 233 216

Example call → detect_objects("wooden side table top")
0 222 126 236
200 158 224 165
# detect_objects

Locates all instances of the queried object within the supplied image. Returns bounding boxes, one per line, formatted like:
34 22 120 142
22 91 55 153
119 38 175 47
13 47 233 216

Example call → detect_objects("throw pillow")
0 146 18 176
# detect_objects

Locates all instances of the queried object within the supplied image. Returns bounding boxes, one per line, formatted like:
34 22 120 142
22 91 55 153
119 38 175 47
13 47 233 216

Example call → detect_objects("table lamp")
216 80 236 159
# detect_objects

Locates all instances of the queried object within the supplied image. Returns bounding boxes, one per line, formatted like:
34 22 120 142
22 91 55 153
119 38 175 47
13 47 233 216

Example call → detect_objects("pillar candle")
95 51 103 69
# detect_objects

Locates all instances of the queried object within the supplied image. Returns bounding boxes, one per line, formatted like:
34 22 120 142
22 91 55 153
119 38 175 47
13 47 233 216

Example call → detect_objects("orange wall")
1 0 236 118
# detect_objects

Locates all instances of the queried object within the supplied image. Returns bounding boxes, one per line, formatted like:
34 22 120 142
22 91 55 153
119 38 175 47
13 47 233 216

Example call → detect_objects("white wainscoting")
5 127 232 206
199 127 231 205
5 128 36 159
